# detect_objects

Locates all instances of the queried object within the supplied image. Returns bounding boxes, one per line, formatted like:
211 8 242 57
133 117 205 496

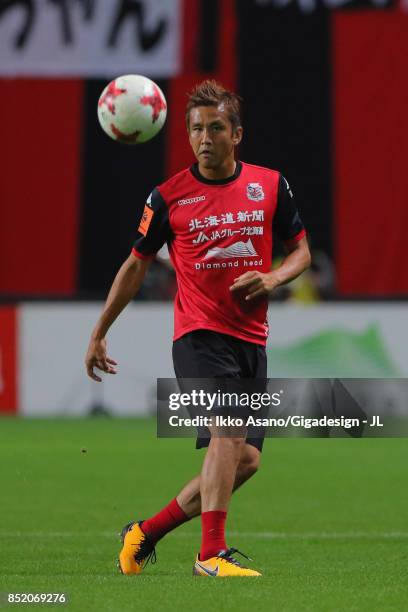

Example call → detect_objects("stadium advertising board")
17 302 408 417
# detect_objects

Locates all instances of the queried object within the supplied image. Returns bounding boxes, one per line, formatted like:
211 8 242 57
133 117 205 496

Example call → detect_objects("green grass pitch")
1 418 407 611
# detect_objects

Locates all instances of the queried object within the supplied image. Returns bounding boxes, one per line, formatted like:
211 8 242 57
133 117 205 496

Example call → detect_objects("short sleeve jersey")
132 161 306 346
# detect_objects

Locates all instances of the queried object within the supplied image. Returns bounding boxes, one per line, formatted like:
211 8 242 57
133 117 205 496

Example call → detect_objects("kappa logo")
178 195 206 206
246 183 265 202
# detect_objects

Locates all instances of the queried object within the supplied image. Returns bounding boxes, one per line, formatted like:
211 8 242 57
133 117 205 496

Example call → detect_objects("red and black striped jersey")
132 161 306 346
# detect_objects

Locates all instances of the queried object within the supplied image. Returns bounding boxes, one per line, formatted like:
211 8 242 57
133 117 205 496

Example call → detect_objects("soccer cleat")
117 521 156 575
193 548 261 577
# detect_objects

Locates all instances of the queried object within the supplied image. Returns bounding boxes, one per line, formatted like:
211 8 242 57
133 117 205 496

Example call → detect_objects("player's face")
188 105 242 172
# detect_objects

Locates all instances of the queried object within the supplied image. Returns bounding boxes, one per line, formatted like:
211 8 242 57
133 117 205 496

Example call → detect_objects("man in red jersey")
85 80 311 577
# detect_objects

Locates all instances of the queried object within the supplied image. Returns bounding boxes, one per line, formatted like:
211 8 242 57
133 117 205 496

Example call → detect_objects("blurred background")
0 0 407 416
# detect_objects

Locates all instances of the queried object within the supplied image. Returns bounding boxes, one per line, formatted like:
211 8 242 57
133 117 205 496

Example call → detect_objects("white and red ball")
97 74 167 144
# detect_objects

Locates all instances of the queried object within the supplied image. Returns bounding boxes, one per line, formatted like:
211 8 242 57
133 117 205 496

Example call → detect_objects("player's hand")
85 337 118 382
229 271 280 301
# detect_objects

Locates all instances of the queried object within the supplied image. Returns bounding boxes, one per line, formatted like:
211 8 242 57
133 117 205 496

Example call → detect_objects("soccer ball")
97 74 167 145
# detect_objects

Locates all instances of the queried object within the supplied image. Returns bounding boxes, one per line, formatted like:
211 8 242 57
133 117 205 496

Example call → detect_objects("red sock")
142 498 189 542
200 510 227 561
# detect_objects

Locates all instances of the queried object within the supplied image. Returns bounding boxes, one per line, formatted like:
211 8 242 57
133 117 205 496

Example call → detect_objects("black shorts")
172 329 267 452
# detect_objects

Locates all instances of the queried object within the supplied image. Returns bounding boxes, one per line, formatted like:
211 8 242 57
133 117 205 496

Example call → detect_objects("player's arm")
258 235 310 296
85 187 171 381
85 254 151 381
230 174 311 301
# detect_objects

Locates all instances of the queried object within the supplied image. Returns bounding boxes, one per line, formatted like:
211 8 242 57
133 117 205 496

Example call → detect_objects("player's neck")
197 158 237 181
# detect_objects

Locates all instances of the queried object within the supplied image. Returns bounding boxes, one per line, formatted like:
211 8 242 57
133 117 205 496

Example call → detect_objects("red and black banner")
0 306 18 413
1 0 407 297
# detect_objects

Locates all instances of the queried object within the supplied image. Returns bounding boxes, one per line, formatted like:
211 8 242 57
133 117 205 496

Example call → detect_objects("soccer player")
85 80 311 577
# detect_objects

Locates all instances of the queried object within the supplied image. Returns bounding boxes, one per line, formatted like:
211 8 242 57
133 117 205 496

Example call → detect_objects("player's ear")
232 126 243 146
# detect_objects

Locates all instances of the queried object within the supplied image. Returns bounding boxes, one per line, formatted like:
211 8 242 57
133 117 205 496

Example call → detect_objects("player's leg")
176 442 260 517
192 430 261 577
118 442 260 574
201 433 245 508
118 331 264 575
118 442 262 575
192 337 266 576
138 437 259 540
128 441 258 537
198 431 245 556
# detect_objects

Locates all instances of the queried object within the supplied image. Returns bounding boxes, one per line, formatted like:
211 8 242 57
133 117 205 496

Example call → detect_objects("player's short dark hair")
186 80 242 132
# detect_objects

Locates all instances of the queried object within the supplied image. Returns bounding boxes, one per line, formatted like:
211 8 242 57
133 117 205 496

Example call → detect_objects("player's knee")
239 459 258 480
210 434 246 457
238 446 260 480
186 490 201 508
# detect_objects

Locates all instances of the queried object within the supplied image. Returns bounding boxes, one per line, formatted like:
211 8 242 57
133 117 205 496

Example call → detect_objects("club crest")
246 183 265 202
